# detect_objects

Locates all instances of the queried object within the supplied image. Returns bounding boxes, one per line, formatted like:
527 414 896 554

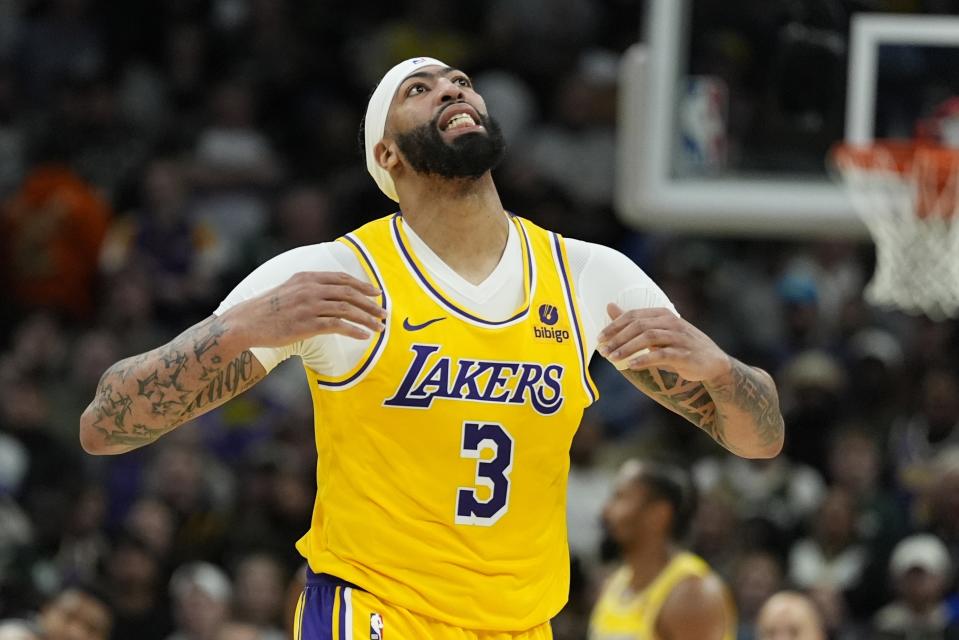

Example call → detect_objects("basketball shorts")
294 571 554 640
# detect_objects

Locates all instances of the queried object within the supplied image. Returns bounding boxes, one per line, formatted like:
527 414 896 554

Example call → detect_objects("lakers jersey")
589 552 736 640
294 213 598 631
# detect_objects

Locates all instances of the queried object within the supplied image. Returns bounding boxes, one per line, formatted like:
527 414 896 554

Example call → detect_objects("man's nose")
436 77 464 102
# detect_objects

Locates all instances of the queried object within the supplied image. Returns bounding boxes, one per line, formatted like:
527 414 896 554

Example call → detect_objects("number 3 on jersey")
455 422 514 526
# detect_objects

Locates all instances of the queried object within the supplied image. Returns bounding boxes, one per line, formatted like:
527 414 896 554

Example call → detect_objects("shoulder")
240 241 365 288
215 241 366 315
563 237 631 268
259 241 362 277
561 236 676 316
657 572 730 640
563 237 660 287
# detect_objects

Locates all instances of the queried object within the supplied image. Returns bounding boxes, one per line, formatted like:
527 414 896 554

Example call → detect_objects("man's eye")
455 77 471 87
408 84 426 96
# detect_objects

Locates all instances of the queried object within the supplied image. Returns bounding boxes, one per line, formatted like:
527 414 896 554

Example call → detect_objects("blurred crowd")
2 1 959 639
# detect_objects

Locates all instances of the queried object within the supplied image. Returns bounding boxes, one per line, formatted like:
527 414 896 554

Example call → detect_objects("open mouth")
439 105 483 132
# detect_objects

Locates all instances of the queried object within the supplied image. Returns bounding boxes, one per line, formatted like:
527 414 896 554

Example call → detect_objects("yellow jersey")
589 552 736 640
295 213 598 631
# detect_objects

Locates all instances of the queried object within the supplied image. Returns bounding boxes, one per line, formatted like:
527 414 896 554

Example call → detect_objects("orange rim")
831 141 959 219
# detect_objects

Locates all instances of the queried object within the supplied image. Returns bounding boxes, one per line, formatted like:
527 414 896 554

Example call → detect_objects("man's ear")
647 500 673 538
374 140 400 171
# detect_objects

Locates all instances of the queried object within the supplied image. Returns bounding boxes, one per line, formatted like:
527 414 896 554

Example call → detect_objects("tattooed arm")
599 304 784 459
79 316 266 454
620 361 783 458
80 271 386 455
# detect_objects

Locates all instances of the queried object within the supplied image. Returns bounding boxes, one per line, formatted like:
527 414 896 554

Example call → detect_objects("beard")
394 110 507 180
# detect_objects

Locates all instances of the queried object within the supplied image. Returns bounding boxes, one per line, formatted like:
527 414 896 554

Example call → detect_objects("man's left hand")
597 303 732 382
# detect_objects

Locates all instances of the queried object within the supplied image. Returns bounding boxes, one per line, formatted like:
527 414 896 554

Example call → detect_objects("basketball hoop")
831 141 959 320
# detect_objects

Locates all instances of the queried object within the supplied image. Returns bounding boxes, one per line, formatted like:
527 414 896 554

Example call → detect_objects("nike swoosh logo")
403 316 446 331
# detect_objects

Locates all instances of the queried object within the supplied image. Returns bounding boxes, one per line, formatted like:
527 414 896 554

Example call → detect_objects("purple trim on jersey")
390 213 533 326
551 232 598 404
315 234 388 389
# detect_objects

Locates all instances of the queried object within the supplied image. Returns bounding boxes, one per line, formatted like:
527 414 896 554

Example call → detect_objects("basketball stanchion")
831 141 959 320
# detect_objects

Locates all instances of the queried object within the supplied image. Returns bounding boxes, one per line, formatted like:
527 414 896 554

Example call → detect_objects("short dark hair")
636 461 698 542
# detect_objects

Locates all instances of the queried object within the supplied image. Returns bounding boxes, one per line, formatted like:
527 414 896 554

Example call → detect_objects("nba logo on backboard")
370 613 384 639
538 304 559 326
678 76 728 176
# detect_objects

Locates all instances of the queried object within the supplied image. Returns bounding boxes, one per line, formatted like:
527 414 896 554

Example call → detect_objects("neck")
396 173 508 285
624 539 675 592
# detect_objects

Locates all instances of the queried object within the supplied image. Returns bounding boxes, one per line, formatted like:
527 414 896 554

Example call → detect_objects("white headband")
364 57 448 202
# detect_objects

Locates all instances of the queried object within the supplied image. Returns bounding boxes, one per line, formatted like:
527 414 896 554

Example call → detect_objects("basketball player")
589 460 736 640
80 57 784 638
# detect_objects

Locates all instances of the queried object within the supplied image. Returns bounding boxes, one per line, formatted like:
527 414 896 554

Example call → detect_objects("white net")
833 143 959 320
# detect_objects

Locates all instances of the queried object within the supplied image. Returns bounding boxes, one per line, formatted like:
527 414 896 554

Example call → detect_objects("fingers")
603 330 675 362
291 272 386 336
600 305 675 341
322 284 387 319
299 271 382 297
608 302 625 319
598 307 677 351
623 347 687 371
313 299 385 333
315 317 374 340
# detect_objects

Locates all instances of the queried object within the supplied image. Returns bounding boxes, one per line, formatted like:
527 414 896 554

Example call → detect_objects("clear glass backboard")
616 1 959 237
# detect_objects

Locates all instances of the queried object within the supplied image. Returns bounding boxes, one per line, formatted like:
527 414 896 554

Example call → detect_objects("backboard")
616 1 959 237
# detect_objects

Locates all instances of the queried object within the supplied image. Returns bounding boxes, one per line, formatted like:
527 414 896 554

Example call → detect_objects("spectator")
788 488 870 595
689 488 746 578
37 584 113 640
828 425 908 616
230 554 286 640
245 183 334 272
779 350 847 470
845 328 905 429
101 157 214 322
189 79 281 280
756 591 827 640
105 534 171 640
0 164 111 319
142 437 234 565
566 412 615 567
922 448 959 577
212 622 264 640
733 551 786 640
693 449 826 543
122 498 176 560
166 563 232 640
828 426 907 550
54 485 108 586
890 369 959 494
519 50 619 213
873 534 959 639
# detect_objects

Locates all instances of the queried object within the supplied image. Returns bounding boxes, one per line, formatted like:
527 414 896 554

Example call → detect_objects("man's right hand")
80 272 386 455
225 271 387 347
